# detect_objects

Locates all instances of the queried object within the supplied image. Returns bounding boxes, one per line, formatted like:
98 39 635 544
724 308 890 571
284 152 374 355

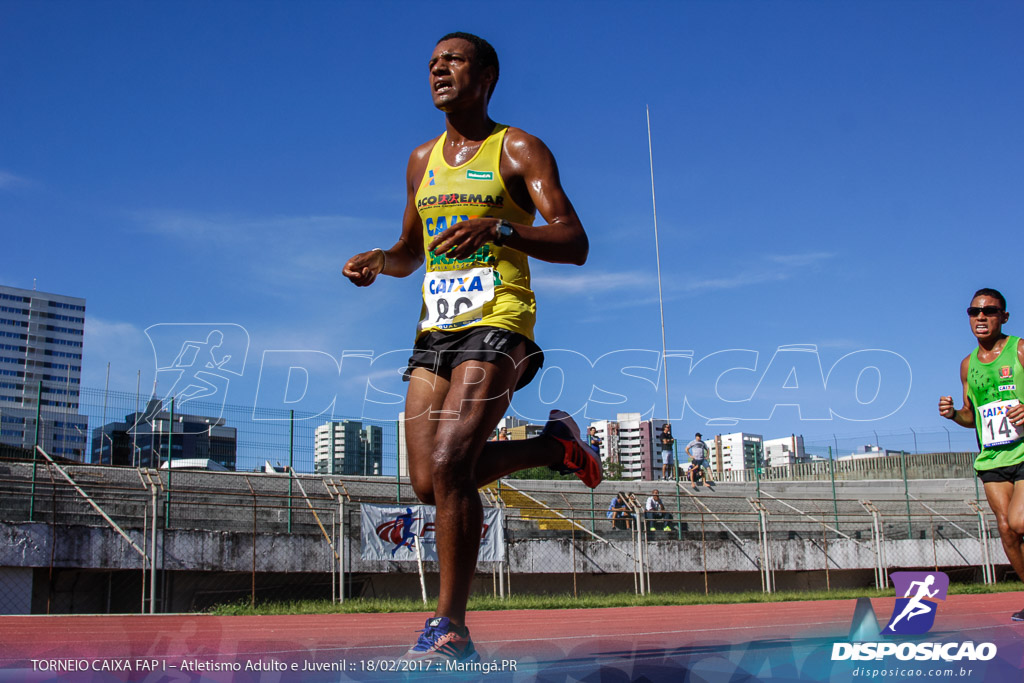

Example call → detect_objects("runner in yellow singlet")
939 287 1024 622
343 32 602 661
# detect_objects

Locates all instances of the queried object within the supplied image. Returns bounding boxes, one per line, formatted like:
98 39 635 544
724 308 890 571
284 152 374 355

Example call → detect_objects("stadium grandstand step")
481 481 577 531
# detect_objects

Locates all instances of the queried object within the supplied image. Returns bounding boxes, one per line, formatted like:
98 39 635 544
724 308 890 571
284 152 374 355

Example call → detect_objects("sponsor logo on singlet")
417 193 504 209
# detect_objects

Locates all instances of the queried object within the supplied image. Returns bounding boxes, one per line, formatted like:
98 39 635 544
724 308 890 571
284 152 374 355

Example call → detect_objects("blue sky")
2 0 1022 457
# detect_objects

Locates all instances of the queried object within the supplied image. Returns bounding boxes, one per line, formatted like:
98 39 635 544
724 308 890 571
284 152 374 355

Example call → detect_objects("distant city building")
763 435 809 467
838 444 910 460
715 432 765 471
398 412 408 478
314 420 382 476
490 415 540 440
507 423 542 440
585 414 668 480
160 458 228 472
91 399 237 470
0 284 88 459
496 416 527 432
613 413 646 480
588 419 619 471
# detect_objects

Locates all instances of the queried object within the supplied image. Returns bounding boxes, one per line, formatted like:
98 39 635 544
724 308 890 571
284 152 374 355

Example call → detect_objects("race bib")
978 398 1024 448
421 267 495 331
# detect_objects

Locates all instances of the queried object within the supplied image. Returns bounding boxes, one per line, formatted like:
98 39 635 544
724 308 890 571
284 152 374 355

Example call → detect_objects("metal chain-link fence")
0 453 1004 615
0 384 1007 614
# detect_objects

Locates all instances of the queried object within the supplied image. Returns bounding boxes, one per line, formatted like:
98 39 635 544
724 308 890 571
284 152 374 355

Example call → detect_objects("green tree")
603 461 625 481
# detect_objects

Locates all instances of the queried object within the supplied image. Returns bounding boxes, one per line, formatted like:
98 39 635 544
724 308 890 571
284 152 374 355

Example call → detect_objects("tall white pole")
101 362 110 464
647 107 672 426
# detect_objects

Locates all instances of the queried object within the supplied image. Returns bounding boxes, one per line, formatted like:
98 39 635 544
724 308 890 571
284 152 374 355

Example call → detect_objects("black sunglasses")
967 306 1003 317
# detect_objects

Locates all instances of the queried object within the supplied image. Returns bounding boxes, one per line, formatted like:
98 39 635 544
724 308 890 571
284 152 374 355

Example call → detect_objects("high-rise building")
763 435 809 467
0 284 88 459
90 399 237 470
613 413 645 479
314 420 382 476
716 432 765 471
588 419 618 470
587 414 668 480
398 411 408 478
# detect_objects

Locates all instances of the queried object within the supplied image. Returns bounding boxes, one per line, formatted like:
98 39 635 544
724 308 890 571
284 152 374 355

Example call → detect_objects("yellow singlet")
414 124 537 339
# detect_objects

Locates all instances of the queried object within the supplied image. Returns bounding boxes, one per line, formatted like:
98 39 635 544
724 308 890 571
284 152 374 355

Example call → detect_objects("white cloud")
128 209 396 293
532 252 834 300
672 251 836 294
532 269 654 294
131 210 360 242
0 170 29 190
681 270 790 292
765 252 836 267
81 317 156 392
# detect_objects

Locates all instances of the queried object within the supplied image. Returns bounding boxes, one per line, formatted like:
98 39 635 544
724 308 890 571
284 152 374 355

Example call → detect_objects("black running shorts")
403 325 544 391
977 461 1024 484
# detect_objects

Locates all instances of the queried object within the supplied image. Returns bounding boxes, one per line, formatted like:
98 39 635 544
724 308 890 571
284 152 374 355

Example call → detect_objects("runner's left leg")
404 343 562 627
984 480 1024 583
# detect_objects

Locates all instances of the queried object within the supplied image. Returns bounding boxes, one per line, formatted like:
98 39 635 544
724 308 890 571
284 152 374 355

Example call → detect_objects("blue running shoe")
402 616 480 662
542 409 603 488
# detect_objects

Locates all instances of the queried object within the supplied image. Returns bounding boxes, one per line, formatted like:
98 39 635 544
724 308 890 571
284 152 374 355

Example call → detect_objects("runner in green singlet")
939 287 1024 621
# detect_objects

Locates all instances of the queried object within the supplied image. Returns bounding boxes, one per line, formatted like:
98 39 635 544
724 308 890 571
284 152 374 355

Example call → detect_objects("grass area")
210 581 1020 616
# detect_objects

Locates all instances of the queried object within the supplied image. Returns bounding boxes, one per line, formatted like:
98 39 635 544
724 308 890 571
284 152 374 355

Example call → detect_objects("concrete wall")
0 567 31 614
0 516 1003 614
0 520 998 577
718 452 977 483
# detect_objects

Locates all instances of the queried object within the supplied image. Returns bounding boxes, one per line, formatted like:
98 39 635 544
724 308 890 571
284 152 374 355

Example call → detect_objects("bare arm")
342 142 431 286
1009 338 1024 427
938 356 975 428
426 129 589 265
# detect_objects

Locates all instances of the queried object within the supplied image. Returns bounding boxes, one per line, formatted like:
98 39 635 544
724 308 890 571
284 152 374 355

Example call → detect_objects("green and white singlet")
968 336 1024 471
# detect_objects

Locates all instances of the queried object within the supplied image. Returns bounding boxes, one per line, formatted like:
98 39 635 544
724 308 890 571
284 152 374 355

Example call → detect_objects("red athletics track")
1 593 1023 682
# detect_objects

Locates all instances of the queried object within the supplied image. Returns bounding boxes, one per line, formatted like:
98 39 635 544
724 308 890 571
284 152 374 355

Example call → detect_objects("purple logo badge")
882 571 949 635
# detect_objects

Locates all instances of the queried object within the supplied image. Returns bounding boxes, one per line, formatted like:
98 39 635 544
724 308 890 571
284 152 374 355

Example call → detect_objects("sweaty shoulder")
501 127 553 169
407 136 441 186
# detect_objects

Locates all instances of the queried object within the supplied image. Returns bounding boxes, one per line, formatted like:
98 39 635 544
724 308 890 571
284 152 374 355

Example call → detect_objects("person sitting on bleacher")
644 489 673 531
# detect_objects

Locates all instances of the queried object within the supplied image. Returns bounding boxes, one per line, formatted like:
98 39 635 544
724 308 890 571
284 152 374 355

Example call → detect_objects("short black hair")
437 32 499 98
973 288 1006 310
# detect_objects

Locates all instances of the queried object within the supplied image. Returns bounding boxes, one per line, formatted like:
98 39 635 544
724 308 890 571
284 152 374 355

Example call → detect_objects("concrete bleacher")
0 456 986 545
0 455 999 615
498 477 983 543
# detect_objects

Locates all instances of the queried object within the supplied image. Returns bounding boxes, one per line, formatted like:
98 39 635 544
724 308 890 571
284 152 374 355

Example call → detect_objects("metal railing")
0 451 1004 615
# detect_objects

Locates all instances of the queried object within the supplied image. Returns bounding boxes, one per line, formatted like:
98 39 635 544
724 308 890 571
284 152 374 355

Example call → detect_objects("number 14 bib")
979 398 1024 448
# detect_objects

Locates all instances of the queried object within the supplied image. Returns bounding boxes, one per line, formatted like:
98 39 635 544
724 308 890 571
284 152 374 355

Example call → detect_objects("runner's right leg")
984 480 1024 619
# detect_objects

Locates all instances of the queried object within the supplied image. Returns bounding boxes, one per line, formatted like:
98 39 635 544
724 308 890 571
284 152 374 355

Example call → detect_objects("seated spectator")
607 492 631 530
644 489 674 531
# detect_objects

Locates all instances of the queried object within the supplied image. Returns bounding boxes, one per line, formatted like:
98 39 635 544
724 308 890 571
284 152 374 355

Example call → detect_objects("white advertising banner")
360 504 505 562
